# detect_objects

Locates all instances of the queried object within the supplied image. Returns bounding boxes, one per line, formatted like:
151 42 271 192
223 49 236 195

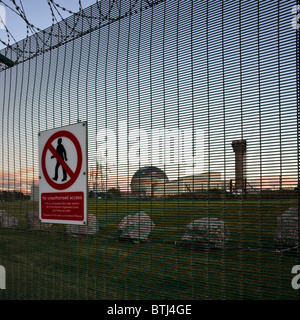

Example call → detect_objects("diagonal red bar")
48 143 75 179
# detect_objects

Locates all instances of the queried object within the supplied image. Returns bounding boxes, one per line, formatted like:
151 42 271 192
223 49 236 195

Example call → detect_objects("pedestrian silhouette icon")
51 138 68 181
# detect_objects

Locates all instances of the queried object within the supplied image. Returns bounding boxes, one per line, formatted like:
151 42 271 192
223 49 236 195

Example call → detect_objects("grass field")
0 198 299 300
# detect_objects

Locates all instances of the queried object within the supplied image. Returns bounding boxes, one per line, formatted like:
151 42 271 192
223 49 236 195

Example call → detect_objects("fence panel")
0 0 299 300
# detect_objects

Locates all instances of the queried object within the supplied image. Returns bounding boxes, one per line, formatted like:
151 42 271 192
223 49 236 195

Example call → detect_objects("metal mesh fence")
0 0 299 300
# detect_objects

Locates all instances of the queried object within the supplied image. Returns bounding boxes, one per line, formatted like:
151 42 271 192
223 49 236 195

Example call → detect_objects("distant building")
231 139 247 191
131 166 169 197
30 185 39 201
130 168 222 198
153 171 222 197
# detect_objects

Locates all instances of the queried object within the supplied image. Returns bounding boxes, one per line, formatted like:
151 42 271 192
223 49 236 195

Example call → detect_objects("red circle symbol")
41 130 82 190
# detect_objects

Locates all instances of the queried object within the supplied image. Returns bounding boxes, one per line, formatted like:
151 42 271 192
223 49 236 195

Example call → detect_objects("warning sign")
39 122 87 225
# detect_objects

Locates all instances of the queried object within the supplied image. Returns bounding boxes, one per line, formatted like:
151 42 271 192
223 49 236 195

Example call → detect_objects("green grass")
0 199 299 300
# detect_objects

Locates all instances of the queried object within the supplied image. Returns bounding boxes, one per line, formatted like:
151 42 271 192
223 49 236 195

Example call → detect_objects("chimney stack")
231 139 247 190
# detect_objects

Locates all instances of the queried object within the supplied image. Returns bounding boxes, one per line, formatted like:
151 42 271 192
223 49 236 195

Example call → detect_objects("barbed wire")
0 0 88 57
0 0 162 70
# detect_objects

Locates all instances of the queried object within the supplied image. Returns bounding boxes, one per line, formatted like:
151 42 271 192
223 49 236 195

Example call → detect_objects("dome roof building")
130 166 168 197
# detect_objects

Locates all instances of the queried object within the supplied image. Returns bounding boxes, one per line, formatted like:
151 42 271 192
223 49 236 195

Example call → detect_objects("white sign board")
39 122 87 225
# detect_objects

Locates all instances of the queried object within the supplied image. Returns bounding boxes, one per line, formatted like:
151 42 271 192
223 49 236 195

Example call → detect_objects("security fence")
0 0 299 300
